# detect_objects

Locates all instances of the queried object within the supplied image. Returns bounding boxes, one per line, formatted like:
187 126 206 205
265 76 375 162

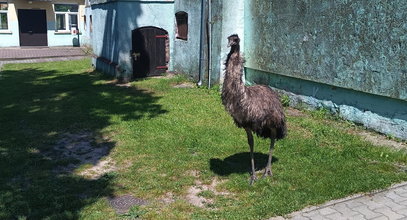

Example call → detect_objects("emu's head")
227 34 240 47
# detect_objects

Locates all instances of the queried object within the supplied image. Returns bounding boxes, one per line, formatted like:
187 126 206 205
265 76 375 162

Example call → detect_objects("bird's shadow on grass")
209 152 279 176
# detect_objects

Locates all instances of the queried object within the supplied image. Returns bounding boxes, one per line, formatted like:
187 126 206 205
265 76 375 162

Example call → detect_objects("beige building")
0 0 90 47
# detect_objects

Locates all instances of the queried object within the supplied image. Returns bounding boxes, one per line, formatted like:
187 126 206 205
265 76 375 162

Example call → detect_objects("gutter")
207 0 212 89
197 0 206 87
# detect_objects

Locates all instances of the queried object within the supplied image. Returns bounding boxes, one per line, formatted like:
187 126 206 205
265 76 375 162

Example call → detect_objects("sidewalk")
271 182 407 220
0 47 87 61
0 47 89 69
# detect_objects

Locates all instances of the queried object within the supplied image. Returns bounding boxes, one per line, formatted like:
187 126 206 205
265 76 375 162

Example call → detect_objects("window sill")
54 31 71 34
54 31 82 35
175 38 188 43
0 30 12 34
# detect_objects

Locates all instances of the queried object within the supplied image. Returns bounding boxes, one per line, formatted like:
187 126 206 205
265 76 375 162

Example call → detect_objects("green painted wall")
245 0 407 101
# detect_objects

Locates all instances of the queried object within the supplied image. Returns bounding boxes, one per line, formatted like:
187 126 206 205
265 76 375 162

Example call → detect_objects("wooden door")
18 9 48 46
132 27 168 78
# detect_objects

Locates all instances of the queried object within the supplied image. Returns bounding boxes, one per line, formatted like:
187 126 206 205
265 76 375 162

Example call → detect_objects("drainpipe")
197 0 206 87
207 0 212 89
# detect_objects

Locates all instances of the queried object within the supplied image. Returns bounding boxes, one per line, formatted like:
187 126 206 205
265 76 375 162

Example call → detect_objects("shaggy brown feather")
221 34 287 140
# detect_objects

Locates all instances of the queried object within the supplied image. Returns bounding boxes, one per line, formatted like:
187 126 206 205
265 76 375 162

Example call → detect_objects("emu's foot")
262 167 273 178
249 174 257 185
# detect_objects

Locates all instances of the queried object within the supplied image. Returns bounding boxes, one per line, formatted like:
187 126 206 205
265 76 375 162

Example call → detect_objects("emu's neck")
223 45 245 99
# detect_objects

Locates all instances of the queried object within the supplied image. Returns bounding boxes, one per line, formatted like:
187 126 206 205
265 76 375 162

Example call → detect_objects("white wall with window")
0 0 87 47
0 2 8 30
54 4 79 32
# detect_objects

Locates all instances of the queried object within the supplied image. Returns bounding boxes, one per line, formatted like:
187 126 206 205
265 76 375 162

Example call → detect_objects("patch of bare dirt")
152 72 177 79
185 177 231 208
160 192 176 204
353 129 407 150
186 183 213 208
79 157 116 180
42 131 116 178
172 82 195 89
159 171 232 208
285 107 307 117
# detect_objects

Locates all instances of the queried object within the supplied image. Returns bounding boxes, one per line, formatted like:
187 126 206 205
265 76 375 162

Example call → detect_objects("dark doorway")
132 27 168 78
18 9 48 46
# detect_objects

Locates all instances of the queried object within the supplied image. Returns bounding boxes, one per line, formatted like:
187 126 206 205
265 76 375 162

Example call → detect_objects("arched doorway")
131 26 169 78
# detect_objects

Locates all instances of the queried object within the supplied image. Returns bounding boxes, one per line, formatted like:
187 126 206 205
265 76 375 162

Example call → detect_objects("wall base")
245 68 407 140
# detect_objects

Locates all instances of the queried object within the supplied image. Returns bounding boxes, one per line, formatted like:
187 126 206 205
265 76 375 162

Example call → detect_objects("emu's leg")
263 138 275 178
245 128 257 185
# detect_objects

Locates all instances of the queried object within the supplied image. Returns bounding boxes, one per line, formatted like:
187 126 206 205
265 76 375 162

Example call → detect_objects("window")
89 15 92 33
54 4 79 31
0 2 8 30
83 15 86 31
175 11 188 40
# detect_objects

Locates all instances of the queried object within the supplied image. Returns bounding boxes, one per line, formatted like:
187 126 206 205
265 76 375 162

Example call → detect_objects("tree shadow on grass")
0 64 167 219
209 152 278 176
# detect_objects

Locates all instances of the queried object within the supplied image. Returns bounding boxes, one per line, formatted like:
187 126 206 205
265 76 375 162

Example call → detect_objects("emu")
221 34 287 185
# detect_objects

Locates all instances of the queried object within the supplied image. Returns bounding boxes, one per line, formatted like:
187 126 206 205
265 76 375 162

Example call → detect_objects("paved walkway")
0 47 87 61
0 47 89 69
271 182 407 220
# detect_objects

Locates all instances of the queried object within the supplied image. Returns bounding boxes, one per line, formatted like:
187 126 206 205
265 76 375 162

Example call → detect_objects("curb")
0 54 88 62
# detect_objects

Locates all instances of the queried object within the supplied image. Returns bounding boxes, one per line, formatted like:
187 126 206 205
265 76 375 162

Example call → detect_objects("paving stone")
290 215 310 220
373 207 405 219
382 198 407 211
0 47 86 60
371 194 394 204
394 208 407 216
318 207 337 215
301 213 326 220
363 199 387 210
395 190 407 199
352 205 381 219
286 182 407 220
385 191 407 203
346 200 366 209
331 203 361 217
350 214 367 220
325 212 347 220
371 216 389 220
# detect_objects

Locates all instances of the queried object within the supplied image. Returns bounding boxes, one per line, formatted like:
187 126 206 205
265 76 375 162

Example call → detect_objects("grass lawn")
1 59 407 219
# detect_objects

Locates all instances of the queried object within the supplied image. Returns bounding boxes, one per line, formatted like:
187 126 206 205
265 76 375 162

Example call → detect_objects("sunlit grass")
1 59 407 219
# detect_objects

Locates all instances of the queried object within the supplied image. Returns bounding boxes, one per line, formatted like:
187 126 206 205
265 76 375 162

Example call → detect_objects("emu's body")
222 34 287 184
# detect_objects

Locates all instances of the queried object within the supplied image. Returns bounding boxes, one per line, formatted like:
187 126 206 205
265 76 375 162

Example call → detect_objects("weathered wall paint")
172 0 245 84
172 0 203 80
0 0 87 47
91 0 175 80
246 68 407 139
245 0 407 101
243 0 407 139
246 68 407 121
81 7 93 46
217 0 245 85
